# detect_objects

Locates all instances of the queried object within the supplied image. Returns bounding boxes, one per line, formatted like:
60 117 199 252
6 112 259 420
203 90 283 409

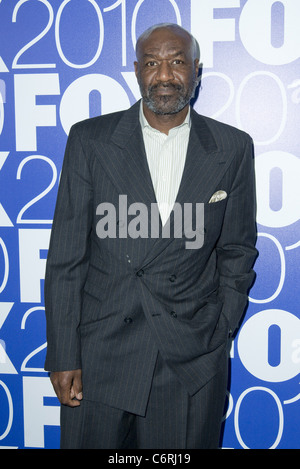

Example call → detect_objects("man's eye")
172 59 184 65
146 61 157 67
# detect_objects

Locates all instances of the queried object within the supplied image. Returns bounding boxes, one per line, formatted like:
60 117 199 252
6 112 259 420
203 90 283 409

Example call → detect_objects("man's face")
134 27 199 115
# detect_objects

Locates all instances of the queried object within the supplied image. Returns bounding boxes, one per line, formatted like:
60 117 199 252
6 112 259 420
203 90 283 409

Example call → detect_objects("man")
45 23 257 449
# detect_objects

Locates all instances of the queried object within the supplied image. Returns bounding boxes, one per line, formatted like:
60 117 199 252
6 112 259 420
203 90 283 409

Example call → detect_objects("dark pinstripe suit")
44 100 257 448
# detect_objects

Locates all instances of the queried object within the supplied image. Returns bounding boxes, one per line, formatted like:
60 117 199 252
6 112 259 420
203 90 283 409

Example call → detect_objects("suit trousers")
60 352 228 449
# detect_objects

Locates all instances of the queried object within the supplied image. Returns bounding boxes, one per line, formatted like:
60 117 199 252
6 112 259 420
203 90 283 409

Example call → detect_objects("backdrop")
0 0 299 449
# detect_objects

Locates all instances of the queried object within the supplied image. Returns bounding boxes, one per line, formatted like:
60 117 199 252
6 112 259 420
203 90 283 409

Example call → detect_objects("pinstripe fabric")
139 102 190 225
60 352 228 449
44 99 257 443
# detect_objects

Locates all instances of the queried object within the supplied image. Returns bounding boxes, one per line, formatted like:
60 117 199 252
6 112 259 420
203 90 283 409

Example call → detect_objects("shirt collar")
139 100 191 133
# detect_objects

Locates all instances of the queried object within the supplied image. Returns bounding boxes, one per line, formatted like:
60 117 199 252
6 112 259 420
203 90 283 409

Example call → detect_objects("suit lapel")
176 108 226 206
92 101 157 209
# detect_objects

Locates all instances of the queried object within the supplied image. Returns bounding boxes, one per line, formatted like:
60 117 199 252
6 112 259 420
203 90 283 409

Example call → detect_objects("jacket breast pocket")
203 198 227 233
205 197 227 212
184 199 227 249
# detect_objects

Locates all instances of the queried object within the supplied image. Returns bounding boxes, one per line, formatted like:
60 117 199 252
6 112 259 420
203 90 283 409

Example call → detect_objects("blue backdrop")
0 0 300 449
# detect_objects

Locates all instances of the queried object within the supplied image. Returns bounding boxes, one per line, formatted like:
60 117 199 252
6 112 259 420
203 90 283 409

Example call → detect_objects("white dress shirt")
139 102 191 225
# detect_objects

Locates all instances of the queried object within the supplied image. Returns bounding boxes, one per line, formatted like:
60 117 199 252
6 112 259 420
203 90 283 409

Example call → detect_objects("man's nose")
155 61 174 82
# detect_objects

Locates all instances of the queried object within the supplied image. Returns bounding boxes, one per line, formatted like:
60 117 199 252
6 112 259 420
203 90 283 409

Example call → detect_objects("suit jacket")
44 100 257 416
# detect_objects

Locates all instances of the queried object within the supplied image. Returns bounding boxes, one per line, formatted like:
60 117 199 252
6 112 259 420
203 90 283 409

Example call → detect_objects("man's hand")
50 369 83 407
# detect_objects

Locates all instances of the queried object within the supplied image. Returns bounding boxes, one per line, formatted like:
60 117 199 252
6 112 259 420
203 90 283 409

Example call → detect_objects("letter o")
0 380 13 440
234 387 283 449
255 151 300 227
60 74 130 135
238 309 300 382
239 0 300 65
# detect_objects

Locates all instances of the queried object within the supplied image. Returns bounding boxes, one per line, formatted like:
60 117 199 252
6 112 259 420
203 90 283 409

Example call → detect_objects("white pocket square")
208 190 227 203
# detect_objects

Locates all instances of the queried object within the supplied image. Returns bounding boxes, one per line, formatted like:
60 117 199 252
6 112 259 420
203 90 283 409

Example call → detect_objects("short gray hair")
136 23 200 61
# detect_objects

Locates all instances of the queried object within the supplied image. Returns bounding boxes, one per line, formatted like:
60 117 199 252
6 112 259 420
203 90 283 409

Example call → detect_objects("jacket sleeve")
44 124 93 371
216 135 258 334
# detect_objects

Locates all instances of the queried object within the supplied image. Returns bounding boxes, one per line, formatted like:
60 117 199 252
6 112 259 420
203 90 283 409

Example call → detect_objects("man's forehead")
137 28 193 57
142 46 187 57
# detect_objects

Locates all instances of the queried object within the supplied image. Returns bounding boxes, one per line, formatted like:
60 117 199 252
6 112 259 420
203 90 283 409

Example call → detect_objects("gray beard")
141 80 198 115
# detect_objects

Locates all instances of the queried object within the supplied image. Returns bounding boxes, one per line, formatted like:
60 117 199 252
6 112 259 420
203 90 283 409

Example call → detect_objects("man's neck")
142 101 189 135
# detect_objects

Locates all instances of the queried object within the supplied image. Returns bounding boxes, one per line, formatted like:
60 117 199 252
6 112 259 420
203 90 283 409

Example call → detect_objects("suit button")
124 317 133 324
169 274 176 282
170 311 177 318
136 269 144 277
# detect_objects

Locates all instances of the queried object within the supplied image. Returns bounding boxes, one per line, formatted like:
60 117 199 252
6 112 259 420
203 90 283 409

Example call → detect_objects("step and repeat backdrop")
0 0 300 449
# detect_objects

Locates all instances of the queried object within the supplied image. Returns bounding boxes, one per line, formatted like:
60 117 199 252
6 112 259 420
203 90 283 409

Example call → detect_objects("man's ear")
134 61 139 78
194 58 200 77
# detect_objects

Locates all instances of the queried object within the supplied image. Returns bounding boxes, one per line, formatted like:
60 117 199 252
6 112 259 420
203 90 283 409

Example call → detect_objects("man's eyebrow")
170 50 186 57
142 53 159 59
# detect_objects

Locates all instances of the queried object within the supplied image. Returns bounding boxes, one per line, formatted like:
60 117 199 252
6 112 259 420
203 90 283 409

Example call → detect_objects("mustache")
148 82 183 92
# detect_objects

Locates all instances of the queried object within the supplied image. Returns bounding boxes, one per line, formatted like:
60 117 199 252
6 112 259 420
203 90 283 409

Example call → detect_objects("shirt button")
169 274 177 282
124 317 133 324
170 311 177 318
136 269 144 277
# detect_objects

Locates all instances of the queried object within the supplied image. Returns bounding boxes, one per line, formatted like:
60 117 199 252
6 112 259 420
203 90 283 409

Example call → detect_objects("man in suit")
45 23 257 449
